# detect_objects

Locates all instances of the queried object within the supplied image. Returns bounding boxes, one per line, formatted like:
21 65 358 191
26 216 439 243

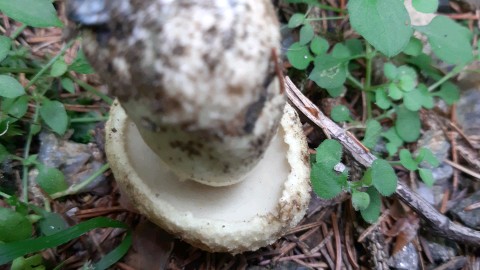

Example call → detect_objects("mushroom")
68 0 311 252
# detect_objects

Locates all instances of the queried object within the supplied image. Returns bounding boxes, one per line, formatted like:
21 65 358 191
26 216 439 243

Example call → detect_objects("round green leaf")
395 105 421 142
416 147 440 167
352 191 370 211
0 75 25 98
287 42 313 70
412 0 439 13
415 16 473 65
311 163 344 199
325 86 345 98
345 39 364 55
383 63 398 80
0 0 62 27
299 24 314 45
288 13 305 28
50 59 68 77
382 128 404 156
375 88 391 109
398 75 416 92
362 119 382 150
403 37 423 56
348 0 413 57
331 105 352 123
388 83 403 100
310 36 329 55
39 99 69 135
371 159 398 196
315 139 343 168
419 168 435 187
6 95 29 121
36 165 68 195
404 88 423 111
432 81 460 105
417 84 434 109
360 187 382 223
0 36 11 62
310 54 347 89
0 207 32 242
399 149 418 171
332 43 351 59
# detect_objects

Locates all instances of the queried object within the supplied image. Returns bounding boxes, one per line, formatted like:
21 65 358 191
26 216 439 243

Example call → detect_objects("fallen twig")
284 76 480 247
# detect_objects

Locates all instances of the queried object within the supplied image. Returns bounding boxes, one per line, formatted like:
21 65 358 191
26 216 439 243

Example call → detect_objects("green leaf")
432 81 460 105
361 168 373 186
417 84 434 109
288 13 305 28
325 86 345 98
50 59 68 77
94 232 132 270
0 217 129 265
382 128 404 156
375 88 391 109
399 149 418 171
315 139 343 168
348 0 412 57
4 95 29 122
403 37 423 56
310 36 329 55
416 147 440 167
36 165 68 195
69 50 94 74
331 105 352 123
0 0 62 27
38 212 68 236
299 24 314 45
0 75 25 98
403 88 423 111
419 168 435 187
352 191 370 211
388 83 403 100
0 36 11 62
371 159 398 196
332 43 351 59
311 163 344 199
0 207 32 243
395 105 421 142
39 99 68 135
360 187 382 223
412 0 439 13
398 74 416 92
310 54 347 89
345 39 364 55
383 63 398 80
415 16 473 65
362 119 382 150
61 77 75 94
287 42 313 70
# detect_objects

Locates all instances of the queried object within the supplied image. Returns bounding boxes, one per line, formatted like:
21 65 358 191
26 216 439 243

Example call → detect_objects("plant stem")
313 4 345 13
374 108 395 121
21 101 40 202
347 73 364 90
68 74 113 105
364 43 373 119
70 116 109 123
25 39 75 89
0 190 11 199
427 63 466 92
50 163 110 199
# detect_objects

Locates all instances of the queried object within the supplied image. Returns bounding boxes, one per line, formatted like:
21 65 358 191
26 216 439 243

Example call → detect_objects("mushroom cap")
106 100 311 253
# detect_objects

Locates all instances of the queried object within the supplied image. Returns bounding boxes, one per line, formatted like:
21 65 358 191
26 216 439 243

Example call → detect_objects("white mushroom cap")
106 101 311 253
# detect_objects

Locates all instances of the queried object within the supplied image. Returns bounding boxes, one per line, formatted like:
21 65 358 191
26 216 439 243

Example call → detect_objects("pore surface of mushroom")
69 0 311 252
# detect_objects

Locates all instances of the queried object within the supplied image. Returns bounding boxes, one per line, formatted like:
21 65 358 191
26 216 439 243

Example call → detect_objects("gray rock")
456 89 480 137
426 240 456 263
36 131 109 195
389 243 419 270
416 130 453 185
449 190 480 229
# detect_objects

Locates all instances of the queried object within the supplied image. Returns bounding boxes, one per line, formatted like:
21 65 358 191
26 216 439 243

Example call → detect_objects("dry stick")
284 76 480 247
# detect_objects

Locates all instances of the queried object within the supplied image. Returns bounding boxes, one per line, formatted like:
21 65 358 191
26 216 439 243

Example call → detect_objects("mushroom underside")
105 100 311 253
